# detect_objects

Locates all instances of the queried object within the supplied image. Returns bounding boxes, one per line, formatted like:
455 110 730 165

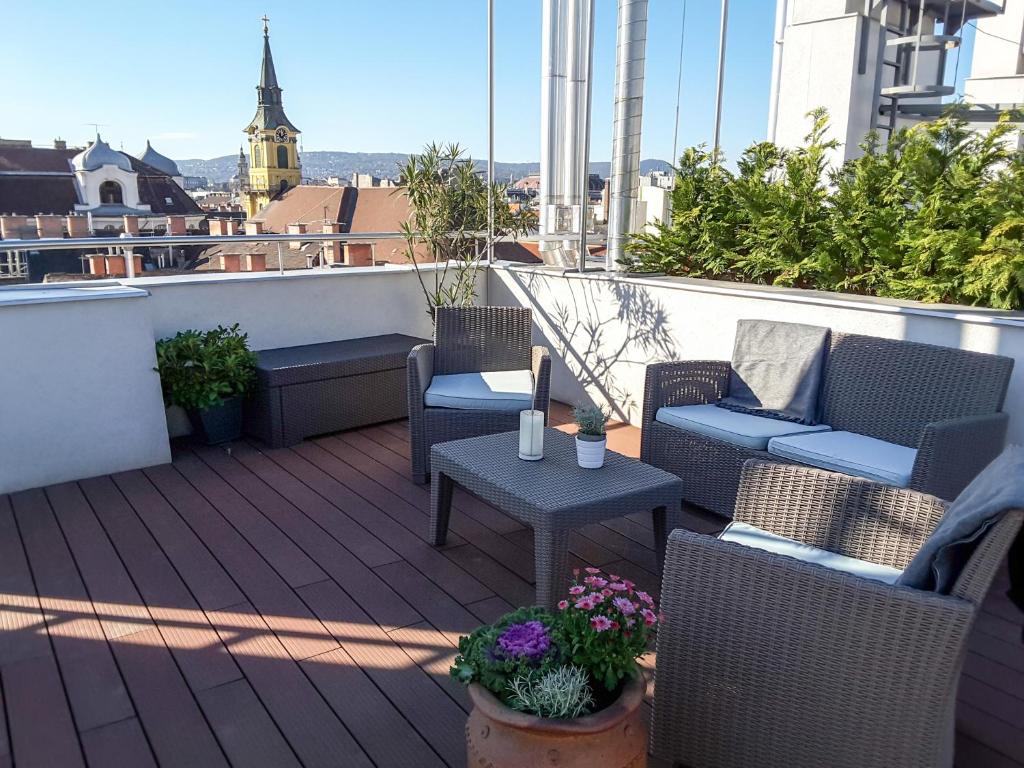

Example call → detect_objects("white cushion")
767 430 917 487
424 370 534 412
655 404 831 451
720 521 902 585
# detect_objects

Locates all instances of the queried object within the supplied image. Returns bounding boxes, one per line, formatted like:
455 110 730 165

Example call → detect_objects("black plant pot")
189 396 243 445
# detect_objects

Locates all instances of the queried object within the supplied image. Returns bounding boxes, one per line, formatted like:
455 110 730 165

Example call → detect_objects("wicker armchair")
407 306 551 484
641 332 1013 515
651 460 1024 768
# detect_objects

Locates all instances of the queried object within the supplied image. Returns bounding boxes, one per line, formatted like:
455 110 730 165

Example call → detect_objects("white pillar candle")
518 409 545 460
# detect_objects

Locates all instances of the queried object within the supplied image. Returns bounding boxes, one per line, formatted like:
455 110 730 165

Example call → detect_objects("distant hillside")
176 151 671 185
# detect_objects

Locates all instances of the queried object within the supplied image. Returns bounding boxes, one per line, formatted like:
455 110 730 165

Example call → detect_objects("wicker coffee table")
430 429 685 609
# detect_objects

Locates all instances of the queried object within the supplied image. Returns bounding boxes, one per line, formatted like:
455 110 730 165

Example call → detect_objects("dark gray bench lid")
256 334 429 387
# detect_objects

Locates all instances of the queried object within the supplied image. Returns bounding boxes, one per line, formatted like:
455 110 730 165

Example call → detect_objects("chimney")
243 253 266 272
166 216 186 236
225 219 239 236
105 255 126 276
54 139 67 150
35 215 64 239
209 218 226 236
122 215 140 236
245 220 264 235
88 255 107 276
0 215 33 240
322 221 342 264
345 242 374 268
220 254 242 272
66 215 89 238
287 222 306 251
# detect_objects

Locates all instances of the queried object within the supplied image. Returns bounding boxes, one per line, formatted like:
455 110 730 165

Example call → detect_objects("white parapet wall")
488 264 1024 444
0 285 172 494
0 264 481 494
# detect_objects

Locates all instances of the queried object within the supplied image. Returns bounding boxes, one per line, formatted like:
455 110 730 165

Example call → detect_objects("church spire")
257 16 282 105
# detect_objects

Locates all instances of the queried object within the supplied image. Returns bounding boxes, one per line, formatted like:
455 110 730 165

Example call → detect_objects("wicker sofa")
407 306 551 485
641 330 1014 514
651 459 1024 768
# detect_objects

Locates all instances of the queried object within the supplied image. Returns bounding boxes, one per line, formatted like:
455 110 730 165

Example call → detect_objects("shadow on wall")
507 270 679 421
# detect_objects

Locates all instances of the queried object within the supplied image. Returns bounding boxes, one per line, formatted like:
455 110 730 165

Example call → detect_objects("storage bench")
245 334 429 448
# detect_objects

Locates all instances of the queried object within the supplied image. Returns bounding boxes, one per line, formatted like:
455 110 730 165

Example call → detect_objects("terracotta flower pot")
466 671 647 768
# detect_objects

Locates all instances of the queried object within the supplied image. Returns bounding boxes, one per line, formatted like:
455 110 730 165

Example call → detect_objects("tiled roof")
0 176 79 216
0 146 78 175
252 185 347 232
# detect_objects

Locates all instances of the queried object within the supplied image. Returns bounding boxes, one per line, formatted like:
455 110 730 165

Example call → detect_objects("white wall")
0 287 170 494
489 265 1024 443
0 265 482 493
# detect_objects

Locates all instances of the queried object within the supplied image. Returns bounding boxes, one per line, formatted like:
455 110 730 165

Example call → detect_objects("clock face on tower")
274 127 288 143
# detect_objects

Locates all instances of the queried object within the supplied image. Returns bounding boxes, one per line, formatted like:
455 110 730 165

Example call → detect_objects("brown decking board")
0 410 1020 767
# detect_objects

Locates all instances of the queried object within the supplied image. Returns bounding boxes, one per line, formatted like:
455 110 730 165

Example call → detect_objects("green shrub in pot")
155 324 257 444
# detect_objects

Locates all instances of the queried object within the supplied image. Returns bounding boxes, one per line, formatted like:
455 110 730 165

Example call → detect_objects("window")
252 145 262 167
277 145 288 169
99 180 123 205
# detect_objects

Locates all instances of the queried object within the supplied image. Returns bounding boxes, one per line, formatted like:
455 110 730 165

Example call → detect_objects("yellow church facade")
243 19 301 218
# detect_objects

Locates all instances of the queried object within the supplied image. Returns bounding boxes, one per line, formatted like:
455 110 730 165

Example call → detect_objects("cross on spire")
261 15 269 36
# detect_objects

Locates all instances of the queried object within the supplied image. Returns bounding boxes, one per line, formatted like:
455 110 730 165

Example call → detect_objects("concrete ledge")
0 284 148 307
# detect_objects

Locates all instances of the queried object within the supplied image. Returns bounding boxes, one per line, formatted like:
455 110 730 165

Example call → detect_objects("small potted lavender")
573 404 609 469
452 569 658 767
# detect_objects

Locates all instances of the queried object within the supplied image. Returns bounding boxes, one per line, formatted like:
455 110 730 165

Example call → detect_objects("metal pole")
767 0 789 143
671 0 688 169
487 0 495 263
712 0 729 156
277 242 284 274
578 0 595 272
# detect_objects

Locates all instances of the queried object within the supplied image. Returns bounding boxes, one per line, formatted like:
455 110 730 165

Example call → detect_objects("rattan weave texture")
430 429 684 608
651 459 1024 768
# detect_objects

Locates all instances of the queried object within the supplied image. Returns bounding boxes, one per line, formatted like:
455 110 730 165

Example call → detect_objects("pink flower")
583 575 608 589
608 581 628 592
608 574 621 581
601 588 613 597
557 599 569 610
590 615 613 632
613 596 636 615
572 568 580 577
587 592 605 604
569 585 586 596
641 608 658 626
584 567 601 574
575 596 596 610
637 590 654 607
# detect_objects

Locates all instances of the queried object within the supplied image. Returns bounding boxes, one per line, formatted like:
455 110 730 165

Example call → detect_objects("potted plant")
451 568 659 767
155 324 257 444
573 404 608 468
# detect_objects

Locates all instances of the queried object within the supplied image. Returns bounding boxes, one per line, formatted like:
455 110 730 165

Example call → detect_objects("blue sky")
3 0 976 165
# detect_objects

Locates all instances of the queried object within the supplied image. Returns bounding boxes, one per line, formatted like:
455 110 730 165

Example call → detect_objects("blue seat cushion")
767 430 917 487
655 404 831 451
720 521 902 585
424 370 534 412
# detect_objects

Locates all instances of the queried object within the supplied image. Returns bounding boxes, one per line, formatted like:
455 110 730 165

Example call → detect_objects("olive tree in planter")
397 142 536 317
155 324 257 444
573 404 609 469
451 567 659 767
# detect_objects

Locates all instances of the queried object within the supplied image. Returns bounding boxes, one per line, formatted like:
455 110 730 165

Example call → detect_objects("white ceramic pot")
575 435 607 469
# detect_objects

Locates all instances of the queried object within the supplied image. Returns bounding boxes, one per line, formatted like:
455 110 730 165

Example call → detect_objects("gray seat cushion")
424 370 534 412
899 446 1024 593
768 430 917 487
655 404 831 451
721 521 902 584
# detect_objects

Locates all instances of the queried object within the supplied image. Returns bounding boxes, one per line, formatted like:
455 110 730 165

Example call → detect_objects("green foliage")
398 142 536 317
621 109 1024 309
155 324 257 411
507 666 594 719
572 404 608 437
450 607 560 701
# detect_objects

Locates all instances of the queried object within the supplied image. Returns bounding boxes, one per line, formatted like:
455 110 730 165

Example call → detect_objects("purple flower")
613 596 636 615
590 615 613 632
497 621 551 660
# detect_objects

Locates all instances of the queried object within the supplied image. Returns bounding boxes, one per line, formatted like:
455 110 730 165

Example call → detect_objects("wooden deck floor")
0 405 1021 767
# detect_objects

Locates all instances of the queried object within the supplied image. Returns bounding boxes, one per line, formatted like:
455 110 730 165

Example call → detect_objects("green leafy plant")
450 607 561 700
573 404 608 438
155 324 257 411
507 665 594 719
397 142 536 317
621 108 1024 309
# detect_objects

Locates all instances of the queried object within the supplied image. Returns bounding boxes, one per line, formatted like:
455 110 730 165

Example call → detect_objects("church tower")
243 17 300 218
